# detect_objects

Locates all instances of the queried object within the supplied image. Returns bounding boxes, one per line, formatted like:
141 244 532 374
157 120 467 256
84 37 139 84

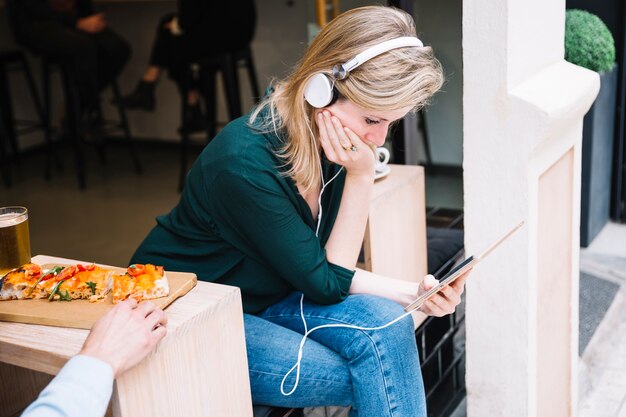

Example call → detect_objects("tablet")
404 220 525 312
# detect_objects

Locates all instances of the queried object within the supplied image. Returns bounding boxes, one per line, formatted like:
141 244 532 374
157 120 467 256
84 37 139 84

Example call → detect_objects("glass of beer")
0 206 31 276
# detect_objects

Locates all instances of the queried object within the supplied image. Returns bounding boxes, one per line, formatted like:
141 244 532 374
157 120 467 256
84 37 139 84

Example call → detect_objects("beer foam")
0 212 27 228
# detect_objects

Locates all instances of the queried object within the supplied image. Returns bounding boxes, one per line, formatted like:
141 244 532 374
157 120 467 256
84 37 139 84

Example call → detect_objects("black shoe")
178 103 206 134
116 80 156 111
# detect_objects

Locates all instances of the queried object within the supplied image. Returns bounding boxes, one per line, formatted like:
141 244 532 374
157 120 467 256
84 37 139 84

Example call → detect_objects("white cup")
375 147 390 172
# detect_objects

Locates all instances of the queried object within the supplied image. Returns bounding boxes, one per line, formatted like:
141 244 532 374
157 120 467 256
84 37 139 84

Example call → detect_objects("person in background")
21 298 167 417
8 0 131 128
130 5 467 416
118 1 257 133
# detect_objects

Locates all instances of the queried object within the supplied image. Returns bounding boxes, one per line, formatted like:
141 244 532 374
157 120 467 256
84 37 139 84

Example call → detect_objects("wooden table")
0 255 253 417
360 164 429 327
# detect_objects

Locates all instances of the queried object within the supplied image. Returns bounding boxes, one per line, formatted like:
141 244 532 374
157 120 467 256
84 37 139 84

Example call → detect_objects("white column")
463 1 600 416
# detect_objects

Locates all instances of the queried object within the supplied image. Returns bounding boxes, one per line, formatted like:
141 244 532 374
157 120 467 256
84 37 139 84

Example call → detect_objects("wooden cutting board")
0 262 197 330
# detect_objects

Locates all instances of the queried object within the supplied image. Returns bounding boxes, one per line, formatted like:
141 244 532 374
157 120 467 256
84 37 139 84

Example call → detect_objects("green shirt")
130 114 355 314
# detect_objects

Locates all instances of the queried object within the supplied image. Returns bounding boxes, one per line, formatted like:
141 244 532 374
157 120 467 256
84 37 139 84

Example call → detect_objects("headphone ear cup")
304 73 334 108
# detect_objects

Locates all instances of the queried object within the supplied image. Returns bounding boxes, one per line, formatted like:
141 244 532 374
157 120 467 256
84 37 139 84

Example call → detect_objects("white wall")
463 0 599 415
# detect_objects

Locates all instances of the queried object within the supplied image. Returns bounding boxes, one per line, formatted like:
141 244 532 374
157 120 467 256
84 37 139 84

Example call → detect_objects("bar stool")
0 48 49 188
178 45 261 191
40 57 142 189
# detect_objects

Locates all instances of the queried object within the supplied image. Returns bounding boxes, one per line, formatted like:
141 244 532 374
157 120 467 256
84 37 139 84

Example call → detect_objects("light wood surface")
0 255 253 417
360 164 429 328
0 258 197 329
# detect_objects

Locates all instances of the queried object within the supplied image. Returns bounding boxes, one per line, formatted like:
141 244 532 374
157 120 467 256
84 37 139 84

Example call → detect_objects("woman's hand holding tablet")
405 220 525 314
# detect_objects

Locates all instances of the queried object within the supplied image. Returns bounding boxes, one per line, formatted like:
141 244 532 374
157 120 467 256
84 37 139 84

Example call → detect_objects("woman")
131 6 467 416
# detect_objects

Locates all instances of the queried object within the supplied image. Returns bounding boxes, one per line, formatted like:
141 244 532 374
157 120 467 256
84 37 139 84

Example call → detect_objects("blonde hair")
250 5 444 193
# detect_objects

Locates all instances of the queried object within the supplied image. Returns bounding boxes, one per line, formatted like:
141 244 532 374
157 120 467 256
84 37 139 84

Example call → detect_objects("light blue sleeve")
21 355 114 417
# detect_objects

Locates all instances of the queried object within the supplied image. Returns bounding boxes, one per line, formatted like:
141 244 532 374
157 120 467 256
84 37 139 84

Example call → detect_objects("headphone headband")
304 36 424 108
335 36 424 79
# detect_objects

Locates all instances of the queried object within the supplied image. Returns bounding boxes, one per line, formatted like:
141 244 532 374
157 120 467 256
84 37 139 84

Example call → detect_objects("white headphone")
303 36 424 108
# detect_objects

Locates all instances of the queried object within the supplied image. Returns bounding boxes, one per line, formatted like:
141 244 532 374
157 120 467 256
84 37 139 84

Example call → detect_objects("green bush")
565 9 615 73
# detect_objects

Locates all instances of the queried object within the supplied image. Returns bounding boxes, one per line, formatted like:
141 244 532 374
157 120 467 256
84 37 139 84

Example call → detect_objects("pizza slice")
112 263 170 304
30 265 67 299
1 264 84 301
46 264 114 302
11 263 115 302
0 264 86 301
0 263 45 300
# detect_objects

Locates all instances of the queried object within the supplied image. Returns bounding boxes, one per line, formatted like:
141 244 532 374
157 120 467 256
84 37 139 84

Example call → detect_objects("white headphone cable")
306 120 344 237
280 293 418 396
315 167 343 237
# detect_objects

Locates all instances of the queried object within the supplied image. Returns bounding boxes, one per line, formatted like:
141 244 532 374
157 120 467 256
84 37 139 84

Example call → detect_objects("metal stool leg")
200 64 218 142
179 86 190 192
0 63 19 165
60 64 86 190
20 55 52 179
20 55 46 133
220 54 242 120
42 60 62 176
89 100 107 166
243 47 260 102
0 113 11 188
110 80 142 174
19 54 50 181
42 60 52 179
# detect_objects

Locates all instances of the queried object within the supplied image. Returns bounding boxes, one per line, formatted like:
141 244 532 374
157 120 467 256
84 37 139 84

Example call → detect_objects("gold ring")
350 145 358 152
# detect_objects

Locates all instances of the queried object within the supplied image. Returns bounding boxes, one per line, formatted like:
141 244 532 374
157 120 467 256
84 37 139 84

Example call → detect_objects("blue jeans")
245 292 427 416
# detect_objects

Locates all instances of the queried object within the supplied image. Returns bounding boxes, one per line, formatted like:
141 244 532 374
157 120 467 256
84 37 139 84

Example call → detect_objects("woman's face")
317 99 413 147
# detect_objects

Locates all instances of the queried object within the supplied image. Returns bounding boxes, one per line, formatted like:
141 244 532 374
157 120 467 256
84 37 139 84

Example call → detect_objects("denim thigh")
244 313 353 408
257 292 426 417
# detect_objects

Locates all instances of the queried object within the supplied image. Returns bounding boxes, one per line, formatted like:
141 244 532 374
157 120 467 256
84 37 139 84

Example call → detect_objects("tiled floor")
579 222 626 417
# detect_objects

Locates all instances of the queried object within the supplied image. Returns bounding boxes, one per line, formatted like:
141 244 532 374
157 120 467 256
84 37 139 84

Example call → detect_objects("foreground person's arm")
22 299 167 417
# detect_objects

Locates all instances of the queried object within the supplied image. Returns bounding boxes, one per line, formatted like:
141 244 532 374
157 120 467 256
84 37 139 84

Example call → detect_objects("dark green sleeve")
206 168 353 305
